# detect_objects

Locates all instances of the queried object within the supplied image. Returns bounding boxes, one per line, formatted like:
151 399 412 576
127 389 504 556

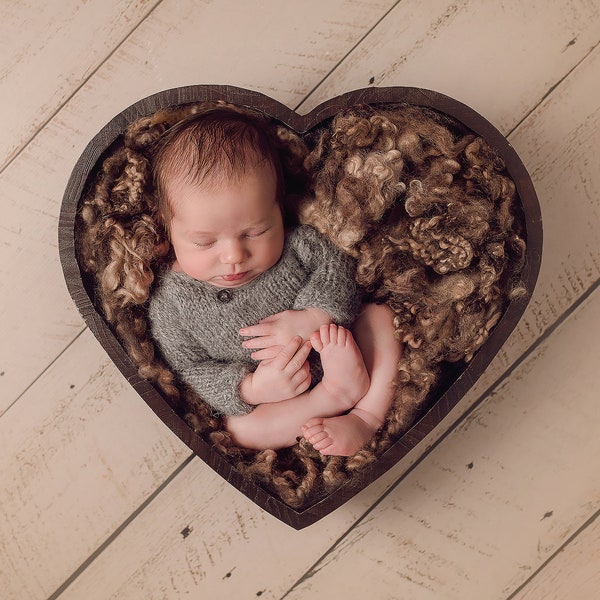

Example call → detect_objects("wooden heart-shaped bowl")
59 85 542 529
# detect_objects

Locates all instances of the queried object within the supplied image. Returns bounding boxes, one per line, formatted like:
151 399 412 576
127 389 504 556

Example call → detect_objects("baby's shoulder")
287 224 330 254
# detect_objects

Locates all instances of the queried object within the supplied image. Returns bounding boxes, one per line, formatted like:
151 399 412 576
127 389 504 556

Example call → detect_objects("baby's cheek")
183 253 212 280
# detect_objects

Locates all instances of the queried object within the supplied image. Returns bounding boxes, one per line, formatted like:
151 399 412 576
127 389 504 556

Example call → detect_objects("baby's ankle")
322 363 371 409
349 407 383 432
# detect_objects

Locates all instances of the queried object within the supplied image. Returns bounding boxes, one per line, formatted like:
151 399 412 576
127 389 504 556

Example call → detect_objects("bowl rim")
58 85 542 529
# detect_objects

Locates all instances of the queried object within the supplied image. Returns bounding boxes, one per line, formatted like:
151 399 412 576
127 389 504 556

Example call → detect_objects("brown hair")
151 108 290 234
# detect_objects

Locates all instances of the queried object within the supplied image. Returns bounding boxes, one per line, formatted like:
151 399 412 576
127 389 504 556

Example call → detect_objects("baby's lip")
220 271 249 282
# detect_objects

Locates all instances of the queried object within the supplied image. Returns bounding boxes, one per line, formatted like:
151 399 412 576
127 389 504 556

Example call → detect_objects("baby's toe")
310 331 324 353
312 436 334 452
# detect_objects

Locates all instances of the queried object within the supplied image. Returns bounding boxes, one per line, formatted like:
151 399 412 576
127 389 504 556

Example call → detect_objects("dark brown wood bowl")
59 85 542 529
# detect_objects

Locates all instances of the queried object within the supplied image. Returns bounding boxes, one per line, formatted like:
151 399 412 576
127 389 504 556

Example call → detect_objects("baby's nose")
221 239 247 264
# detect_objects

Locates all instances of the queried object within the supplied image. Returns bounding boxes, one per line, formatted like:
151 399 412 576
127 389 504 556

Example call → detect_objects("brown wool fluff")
77 101 526 509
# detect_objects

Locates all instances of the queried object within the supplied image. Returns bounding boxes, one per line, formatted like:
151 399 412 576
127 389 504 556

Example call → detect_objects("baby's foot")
310 324 370 410
301 408 382 456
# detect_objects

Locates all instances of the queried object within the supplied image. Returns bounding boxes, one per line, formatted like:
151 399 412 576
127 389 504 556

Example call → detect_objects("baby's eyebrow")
245 220 271 230
189 230 216 237
239 218 274 232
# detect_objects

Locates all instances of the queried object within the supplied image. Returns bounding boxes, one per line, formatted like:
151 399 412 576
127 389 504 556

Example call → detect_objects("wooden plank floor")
1 1 598 598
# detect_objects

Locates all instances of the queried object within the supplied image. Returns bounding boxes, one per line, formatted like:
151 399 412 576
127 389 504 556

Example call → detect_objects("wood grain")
0 330 190 599
300 0 600 132
55 455 408 599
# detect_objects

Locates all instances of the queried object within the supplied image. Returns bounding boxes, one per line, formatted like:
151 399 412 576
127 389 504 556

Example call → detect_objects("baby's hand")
240 307 331 360
240 336 312 405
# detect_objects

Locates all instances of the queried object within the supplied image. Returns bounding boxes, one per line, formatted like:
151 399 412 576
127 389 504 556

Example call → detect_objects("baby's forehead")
165 159 278 210
167 150 276 189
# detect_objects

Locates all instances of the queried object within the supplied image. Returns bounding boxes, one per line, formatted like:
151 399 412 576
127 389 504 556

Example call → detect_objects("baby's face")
167 161 285 288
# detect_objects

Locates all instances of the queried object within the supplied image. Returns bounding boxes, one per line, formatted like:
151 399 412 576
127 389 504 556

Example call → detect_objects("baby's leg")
225 325 369 450
302 303 401 456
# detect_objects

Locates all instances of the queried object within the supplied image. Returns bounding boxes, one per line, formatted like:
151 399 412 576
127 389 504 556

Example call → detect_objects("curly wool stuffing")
77 101 526 509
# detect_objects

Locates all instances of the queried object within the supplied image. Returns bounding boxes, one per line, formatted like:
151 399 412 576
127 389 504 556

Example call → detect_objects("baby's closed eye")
194 239 216 248
244 226 270 238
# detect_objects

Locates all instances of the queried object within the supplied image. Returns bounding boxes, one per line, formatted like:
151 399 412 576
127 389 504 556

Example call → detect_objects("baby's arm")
148 289 305 414
160 336 253 415
154 326 313 413
291 226 361 323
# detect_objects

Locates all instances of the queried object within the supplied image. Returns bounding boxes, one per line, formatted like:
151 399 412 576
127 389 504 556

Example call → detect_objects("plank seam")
46 453 196 600
506 39 600 138
0 0 165 178
293 0 402 113
504 508 600 600
1 326 87 417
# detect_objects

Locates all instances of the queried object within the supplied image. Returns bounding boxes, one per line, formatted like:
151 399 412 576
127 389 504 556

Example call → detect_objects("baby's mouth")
221 271 249 283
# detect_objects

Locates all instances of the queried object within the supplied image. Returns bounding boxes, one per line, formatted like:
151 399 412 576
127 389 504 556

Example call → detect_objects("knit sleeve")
147 280 254 417
290 225 362 327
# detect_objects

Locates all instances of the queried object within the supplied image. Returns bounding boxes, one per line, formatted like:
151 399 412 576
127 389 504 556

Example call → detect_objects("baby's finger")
312 436 334 452
307 430 330 446
291 362 311 391
250 346 282 361
241 335 276 349
271 336 304 370
258 314 278 323
239 323 272 338
284 340 312 375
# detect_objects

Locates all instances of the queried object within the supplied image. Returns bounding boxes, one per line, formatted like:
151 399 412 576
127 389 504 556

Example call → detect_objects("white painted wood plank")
280 288 600 600
0 0 397 411
0 0 156 170
493 43 600 366
301 0 600 133
55 453 409 599
0 330 190 600
62 0 397 118
511 514 600 600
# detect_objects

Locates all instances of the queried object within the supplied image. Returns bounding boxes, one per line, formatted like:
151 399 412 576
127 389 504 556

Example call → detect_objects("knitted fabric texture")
148 225 361 416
